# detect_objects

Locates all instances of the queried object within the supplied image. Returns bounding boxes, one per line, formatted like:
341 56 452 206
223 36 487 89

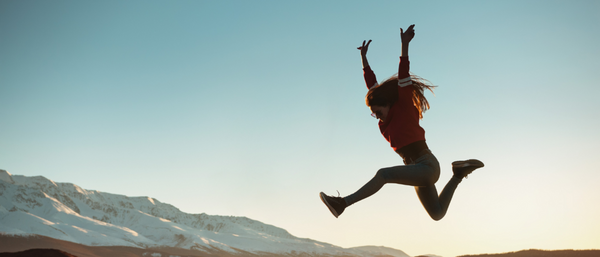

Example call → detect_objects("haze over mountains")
0 169 410 257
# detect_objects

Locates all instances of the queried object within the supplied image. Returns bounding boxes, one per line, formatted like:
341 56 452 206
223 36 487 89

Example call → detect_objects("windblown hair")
365 74 436 119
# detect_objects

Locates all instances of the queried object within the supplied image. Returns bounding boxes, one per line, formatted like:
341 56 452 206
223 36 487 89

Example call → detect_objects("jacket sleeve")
363 65 378 89
398 56 412 87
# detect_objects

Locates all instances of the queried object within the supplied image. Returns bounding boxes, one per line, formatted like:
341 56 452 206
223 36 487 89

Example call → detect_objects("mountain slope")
0 169 409 257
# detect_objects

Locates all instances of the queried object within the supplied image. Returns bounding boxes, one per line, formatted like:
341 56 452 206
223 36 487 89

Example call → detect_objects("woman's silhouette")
320 24 484 221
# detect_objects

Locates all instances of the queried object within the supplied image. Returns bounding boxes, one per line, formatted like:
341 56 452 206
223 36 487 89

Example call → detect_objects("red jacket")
363 56 426 151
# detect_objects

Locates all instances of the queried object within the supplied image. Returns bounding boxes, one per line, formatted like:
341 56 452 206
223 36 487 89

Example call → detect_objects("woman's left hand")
357 39 372 57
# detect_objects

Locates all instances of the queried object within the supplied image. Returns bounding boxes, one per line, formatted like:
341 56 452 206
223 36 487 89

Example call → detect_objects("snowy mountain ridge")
0 169 410 257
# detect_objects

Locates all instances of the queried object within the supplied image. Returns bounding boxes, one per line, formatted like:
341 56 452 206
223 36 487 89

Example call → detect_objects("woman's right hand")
401 24 415 44
357 40 372 57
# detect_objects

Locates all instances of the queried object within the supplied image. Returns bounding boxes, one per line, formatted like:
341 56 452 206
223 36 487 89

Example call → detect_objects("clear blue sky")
2 1 599 256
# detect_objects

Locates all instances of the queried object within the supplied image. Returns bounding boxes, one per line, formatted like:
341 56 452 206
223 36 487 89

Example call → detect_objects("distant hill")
458 249 600 257
0 169 409 257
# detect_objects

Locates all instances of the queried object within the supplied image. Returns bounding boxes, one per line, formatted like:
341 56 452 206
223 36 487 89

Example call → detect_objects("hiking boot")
319 192 347 218
452 159 484 179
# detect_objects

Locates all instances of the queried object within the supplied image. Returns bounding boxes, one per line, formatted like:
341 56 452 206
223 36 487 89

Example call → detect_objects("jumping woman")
320 24 484 221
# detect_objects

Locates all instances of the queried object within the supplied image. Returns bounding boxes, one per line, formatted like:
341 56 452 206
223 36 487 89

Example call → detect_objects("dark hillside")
459 249 600 257
0 249 78 257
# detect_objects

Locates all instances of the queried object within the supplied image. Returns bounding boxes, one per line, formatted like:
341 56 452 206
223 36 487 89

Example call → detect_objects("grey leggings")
344 150 463 221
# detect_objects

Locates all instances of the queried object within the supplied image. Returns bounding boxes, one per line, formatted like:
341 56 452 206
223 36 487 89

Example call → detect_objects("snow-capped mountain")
0 169 410 257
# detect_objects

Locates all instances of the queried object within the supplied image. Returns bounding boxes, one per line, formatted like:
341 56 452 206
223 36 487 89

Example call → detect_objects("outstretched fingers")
401 24 415 43
357 39 372 56
357 39 372 50
401 24 415 33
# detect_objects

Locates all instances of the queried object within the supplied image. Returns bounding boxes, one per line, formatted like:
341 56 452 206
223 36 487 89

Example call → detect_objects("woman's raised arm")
401 24 415 57
398 24 415 87
358 40 378 89
358 39 372 68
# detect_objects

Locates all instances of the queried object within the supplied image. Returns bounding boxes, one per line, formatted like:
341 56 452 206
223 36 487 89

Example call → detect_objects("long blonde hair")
365 74 436 119
409 74 436 119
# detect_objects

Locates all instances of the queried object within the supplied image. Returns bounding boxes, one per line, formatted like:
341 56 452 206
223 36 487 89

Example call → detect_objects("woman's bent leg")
415 176 462 221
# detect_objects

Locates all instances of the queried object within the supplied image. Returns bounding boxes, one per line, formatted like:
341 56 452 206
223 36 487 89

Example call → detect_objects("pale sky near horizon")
1 1 600 256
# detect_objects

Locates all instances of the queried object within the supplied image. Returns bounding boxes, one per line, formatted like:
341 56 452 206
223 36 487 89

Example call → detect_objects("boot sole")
319 192 340 218
452 159 484 168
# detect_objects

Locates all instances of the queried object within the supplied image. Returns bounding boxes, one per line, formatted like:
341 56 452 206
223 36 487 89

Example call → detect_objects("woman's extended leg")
344 152 440 207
